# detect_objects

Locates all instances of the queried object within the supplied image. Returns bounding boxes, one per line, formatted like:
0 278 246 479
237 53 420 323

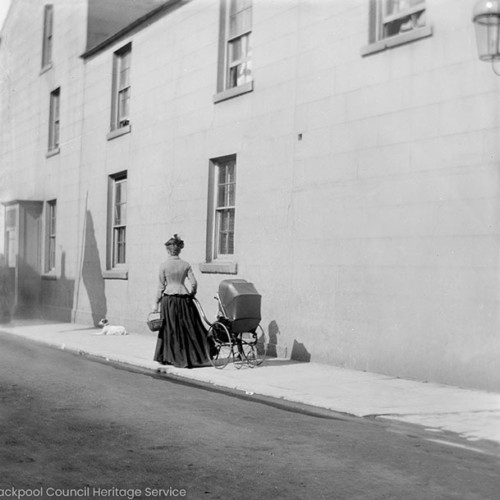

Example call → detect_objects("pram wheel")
207 321 232 369
249 325 267 367
233 333 255 369
233 326 267 368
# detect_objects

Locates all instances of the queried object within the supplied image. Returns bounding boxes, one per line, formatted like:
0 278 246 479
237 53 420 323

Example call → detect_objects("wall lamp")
472 0 500 74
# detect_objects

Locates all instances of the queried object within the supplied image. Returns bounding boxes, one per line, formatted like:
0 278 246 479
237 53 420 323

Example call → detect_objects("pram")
194 279 267 369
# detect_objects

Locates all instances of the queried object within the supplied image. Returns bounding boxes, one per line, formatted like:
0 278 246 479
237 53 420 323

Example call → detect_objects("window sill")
213 81 253 104
199 261 238 274
361 25 432 57
103 269 128 280
40 63 53 75
46 147 60 158
41 273 57 280
107 124 131 141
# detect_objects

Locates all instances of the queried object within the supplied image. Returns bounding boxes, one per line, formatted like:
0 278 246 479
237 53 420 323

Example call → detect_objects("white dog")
95 318 128 335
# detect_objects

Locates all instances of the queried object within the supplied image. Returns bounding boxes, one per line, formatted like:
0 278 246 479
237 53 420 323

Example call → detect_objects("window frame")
104 172 128 279
214 158 236 259
361 0 432 57
200 155 238 274
5 205 18 269
41 4 53 70
109 43 132 137
44 199 57 274
214 0 253 103
48 87 60 154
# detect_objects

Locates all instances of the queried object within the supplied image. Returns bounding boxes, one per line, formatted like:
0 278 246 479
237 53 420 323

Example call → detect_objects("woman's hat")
164 234 184 249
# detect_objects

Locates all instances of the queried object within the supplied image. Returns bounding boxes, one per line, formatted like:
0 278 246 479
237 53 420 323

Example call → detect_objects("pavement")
1 318 500 455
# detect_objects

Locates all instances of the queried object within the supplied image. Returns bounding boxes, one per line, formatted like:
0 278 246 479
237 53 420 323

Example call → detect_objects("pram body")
195 279 266 369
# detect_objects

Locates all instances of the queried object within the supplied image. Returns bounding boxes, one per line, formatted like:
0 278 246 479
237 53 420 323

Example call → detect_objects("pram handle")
192 297 213 327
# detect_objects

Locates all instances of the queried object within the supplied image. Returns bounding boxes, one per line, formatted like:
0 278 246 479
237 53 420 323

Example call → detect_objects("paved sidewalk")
1 318 500 452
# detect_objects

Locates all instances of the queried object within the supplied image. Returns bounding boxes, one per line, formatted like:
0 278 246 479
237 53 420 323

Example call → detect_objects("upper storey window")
48 87 60 154
214 0 253 103
227 0 252 89
41 4 53 69
109 43 132 138
362 0 432 56
45 200 57 273
381 0 425 38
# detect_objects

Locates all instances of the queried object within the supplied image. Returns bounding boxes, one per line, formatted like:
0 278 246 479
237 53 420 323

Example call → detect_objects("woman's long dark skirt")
154 294 210 368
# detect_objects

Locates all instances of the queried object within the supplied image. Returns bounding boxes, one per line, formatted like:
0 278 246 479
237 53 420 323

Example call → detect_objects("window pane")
227 183 235 206
384 11 425 36
49 236 56 270
50 205 56 233
229 35 250 63
230 8 252 38
229 61 252 88
46 5 53 32
228 35 251 88
114 227 126 264
121 50 131 68
385 0 424 16
119 66 130 89
217 163 236 207
118 89 130 121
229 38 242 63
115 180 127 203
114 181 127 223
217 209 235 255
114 203 126 226
231 0 252 13
227 162 235 183
42 5 53 67
54 122 59 147
114 205 122 225
218 165 228 188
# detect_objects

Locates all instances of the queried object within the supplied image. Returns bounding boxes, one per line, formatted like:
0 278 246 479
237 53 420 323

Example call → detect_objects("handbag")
146 311 162 332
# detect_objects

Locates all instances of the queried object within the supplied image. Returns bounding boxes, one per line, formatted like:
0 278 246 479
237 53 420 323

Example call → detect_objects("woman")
152 234 210 368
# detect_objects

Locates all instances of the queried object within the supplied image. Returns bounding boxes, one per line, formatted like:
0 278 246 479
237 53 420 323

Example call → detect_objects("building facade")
1 0 499 391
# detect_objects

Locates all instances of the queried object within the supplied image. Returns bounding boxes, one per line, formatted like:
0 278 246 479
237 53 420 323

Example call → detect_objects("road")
0 331 498 500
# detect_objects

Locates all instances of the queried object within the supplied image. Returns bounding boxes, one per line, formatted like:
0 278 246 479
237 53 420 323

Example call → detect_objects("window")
380 0 425 38
41 4 53 69
227 0 252 89
362 0 432 56
214 0 253 102
48 87 60 153
200 156 237 274
214 159 236 257
110 173 127 268
5 206 17 268
45 200 56 273
110 44 131 133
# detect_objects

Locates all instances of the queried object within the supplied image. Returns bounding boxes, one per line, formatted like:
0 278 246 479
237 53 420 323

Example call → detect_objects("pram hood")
218 279 261 333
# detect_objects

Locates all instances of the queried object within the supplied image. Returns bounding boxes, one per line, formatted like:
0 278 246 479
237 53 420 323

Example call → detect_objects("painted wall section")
1 0 499 391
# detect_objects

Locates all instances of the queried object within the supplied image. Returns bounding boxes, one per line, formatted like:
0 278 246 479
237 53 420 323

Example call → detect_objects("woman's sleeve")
186 265 198 295
155 264 167 305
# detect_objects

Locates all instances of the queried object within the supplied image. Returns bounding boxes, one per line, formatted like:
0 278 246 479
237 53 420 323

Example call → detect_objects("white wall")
3 0 500 391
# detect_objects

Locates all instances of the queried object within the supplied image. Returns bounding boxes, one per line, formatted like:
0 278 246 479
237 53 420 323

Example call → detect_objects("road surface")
0 331 498 499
